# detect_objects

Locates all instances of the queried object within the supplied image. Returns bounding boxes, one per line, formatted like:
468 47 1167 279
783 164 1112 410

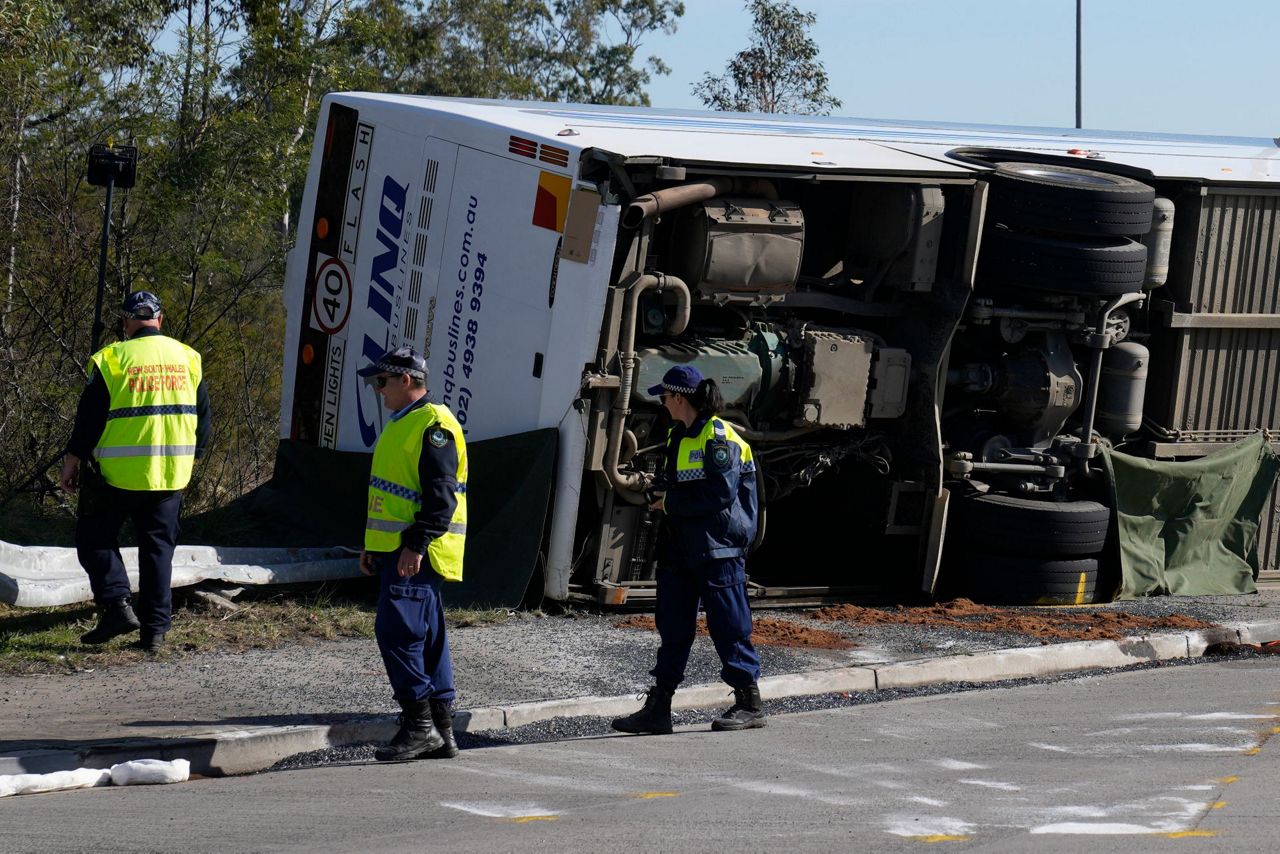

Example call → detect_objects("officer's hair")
408 375 426 389
689 378 724 418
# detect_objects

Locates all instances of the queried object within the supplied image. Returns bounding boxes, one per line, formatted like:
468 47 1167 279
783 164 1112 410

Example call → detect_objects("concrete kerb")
6 621 1280 779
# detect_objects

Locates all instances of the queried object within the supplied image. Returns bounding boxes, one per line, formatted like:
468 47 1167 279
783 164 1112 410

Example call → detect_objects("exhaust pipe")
622 177 777 230
604 273 691 503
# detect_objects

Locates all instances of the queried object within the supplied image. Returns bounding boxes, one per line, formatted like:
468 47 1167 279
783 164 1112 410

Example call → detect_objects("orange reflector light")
302 343 315 365
316 218 329 239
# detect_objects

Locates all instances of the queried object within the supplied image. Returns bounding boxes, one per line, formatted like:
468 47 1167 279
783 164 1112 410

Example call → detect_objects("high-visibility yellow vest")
365 401 467 581
672 417 754 483
88 334 202 491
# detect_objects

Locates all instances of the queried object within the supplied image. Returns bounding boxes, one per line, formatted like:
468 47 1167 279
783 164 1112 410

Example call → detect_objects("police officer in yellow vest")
612 365 765 736
59 291 211 653
357 345 467 762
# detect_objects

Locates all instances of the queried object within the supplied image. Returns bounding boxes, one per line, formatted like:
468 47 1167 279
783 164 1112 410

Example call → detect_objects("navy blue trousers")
76 469 181 636
652 555 761 691
374 552 455 703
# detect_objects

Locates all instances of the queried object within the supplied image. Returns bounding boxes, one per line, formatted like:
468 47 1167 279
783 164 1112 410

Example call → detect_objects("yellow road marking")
636 792 679 799
1244 747 1261 755
1216 776 1239 784
1163 830 1218 838
1075 572 1087 605
510 816 558 823
1210 801 1226 809
914 835 970 843
1271 726 1280 734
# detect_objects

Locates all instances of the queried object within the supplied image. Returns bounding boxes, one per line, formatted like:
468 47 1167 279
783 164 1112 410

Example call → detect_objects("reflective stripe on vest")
364 402 468 581
88 335 202 491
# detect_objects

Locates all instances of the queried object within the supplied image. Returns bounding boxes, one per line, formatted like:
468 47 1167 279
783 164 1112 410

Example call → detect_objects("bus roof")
339 93 1280 184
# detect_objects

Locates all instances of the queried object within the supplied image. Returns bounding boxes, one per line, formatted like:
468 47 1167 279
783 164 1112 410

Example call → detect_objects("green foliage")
693 0 840 116
386 0 683 105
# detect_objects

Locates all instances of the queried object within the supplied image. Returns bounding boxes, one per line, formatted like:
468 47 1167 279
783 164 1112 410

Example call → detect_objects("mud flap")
920 487 949 597
451 427 557 608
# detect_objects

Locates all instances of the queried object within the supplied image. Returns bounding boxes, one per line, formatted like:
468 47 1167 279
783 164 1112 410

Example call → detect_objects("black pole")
90 174 115 354
1075 0 1083 129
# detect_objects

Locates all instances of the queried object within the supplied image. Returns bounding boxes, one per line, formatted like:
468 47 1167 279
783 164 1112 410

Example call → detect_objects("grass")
0 581 519 676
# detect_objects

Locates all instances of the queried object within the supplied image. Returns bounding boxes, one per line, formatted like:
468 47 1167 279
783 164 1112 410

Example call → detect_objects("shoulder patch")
708 442 732 471
428 428 448 448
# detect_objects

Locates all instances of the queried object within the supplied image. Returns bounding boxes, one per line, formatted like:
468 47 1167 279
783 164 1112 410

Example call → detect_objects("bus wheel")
953 492 1110 557
966 554 1100 606
986 161 1156 237
978 227 1148 296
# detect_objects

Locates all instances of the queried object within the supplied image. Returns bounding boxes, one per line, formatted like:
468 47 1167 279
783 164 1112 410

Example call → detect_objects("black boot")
611 686 674 735
134 631 166 654
376 698 445 761
424 698 459 759
711 683 766 731
80 598 141 645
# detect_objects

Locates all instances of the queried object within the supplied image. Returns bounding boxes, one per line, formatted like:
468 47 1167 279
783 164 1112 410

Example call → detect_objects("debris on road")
1203 640 1280 657
616 615 856 650
810 598 1216 642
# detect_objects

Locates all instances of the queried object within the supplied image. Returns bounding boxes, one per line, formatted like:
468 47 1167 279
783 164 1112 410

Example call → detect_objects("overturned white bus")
279 95 1280 606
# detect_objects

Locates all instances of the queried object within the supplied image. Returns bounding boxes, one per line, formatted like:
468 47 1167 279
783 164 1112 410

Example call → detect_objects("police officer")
612 364 765 735
59 291 211 653
358 345 467 762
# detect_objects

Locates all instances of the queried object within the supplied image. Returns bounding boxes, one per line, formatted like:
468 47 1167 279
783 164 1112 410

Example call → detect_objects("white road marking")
1030 821 1181 835
1030 741 1254 755
883 815 976 837
905 796 948 807
1114 712 1275 721
958 779 1021 791
730 779 865 807
1136 742 1257 753
439 801 556 819
449 763 631 794
931 758 988 770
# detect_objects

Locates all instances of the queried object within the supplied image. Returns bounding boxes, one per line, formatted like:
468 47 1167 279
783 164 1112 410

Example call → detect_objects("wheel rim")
1009 166 1120 187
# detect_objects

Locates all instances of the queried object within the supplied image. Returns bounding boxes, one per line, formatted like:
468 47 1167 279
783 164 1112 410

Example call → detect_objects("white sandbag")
109 758 190 786
0 768 112 797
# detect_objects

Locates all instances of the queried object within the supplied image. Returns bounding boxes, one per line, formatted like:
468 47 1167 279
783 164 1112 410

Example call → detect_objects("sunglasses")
374 374 398 389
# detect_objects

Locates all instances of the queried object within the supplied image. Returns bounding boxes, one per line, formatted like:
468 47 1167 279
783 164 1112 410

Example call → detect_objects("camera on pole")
86 142 138 353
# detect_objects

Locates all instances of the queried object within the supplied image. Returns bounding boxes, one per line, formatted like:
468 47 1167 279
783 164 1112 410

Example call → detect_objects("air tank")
1142 197 1174 288
1097 341 1149 437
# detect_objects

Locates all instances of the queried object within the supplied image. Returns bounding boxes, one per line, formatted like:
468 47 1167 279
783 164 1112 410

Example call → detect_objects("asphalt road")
5 658 1279 853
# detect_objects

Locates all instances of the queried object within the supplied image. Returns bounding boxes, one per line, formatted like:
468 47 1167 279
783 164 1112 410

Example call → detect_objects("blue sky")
640 0 1279 138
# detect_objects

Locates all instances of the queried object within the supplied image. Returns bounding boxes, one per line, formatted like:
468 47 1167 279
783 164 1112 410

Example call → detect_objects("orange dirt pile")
615 615 855 650
810 598 1216 642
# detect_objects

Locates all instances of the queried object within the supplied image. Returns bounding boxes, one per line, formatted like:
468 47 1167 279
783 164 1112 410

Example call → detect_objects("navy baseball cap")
357 345 428 380
121 291 162 319
647 364 704 396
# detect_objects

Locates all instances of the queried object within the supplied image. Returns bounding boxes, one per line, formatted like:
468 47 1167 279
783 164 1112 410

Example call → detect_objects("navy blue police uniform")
651 414 761 693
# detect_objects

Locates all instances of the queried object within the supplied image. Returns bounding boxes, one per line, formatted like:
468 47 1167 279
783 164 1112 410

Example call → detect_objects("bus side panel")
421 145 586 441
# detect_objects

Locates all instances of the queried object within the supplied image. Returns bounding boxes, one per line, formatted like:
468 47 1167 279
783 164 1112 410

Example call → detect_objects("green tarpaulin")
1101 433 1280 599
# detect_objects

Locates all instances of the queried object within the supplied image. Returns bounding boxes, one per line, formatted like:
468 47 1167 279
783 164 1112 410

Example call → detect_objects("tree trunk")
4 119 25 350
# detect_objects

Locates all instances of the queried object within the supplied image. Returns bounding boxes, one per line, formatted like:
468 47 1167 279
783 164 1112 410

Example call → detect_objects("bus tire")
954 492 1110 556
986 162 1156 237
979 228 1148 295
966 554 1100 605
